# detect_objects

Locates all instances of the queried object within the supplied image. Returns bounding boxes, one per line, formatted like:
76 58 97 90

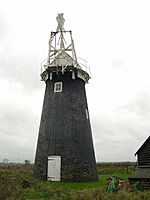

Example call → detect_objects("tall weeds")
0 163 150 200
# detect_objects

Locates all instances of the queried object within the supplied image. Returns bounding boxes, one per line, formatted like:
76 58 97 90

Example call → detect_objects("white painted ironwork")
41 13 91 83
56 13 65 32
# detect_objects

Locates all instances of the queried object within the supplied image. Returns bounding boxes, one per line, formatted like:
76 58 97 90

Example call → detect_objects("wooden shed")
129 136 150 189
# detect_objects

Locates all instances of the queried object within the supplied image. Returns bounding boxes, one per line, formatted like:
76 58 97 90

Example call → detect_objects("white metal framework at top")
41 13 90 83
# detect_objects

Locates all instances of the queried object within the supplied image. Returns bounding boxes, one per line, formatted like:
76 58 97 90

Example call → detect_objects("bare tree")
24 160 31 165
2 158 9 164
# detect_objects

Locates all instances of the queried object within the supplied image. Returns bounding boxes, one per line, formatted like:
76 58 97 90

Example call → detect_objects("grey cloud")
0 12 8 41
0 103 40 162
117 92 150 117
0 54 43 93
91 92 150 162
111 58 126 69
0 33 45 162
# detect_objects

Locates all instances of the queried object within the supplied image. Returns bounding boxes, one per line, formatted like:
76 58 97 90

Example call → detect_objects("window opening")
54 82 63 92
85 108 89 119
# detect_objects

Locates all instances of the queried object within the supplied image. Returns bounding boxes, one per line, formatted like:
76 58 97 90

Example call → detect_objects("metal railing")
40 57 91 77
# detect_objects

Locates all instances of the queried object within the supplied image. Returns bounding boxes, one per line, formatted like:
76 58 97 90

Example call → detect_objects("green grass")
52 172 129 191
1 163 150 200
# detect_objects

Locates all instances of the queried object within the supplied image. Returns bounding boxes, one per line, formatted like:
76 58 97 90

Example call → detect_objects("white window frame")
54 82 63 92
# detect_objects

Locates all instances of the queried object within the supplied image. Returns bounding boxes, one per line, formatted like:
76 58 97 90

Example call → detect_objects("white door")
47 156 61 181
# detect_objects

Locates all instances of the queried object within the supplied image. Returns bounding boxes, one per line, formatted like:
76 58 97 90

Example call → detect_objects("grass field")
0 162 150 200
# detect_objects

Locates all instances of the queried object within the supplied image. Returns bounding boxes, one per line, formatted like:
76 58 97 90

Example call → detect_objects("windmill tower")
34 14 97 182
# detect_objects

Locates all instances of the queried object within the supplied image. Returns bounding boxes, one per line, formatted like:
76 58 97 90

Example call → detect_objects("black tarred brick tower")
34 14 97 182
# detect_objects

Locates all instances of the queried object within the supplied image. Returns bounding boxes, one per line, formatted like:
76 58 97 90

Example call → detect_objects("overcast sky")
0 0 150 163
